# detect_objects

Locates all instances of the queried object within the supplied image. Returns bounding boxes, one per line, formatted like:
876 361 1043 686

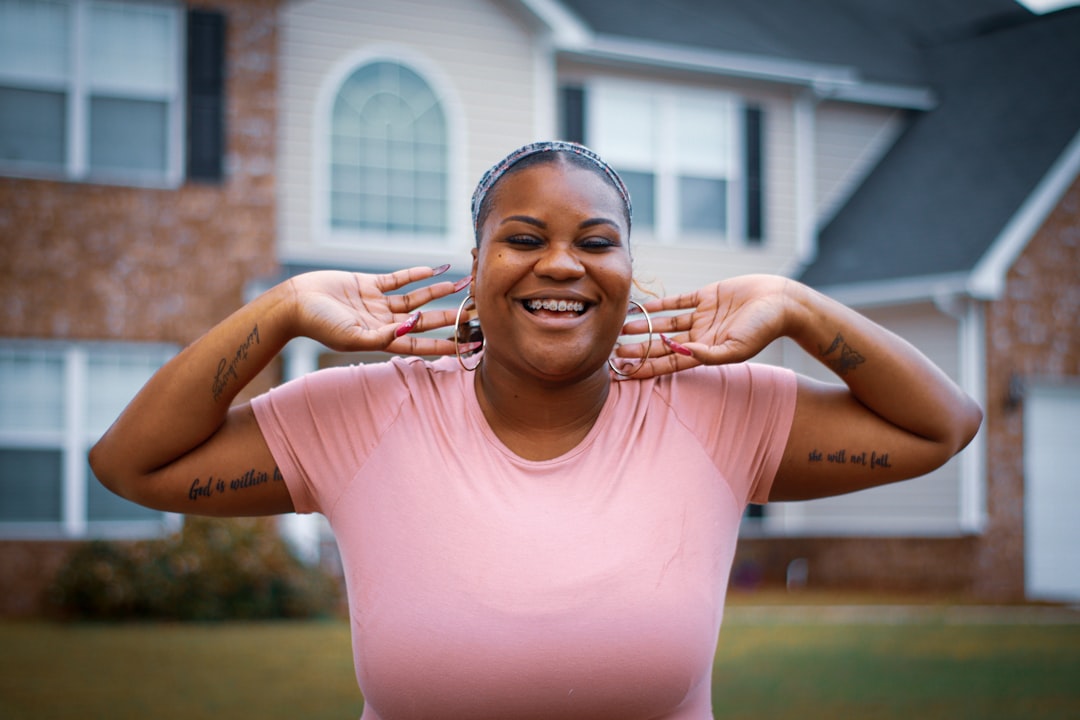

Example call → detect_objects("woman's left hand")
614 274 793 379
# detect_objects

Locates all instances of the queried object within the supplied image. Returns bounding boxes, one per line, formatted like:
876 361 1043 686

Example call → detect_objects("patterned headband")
470 140 633 237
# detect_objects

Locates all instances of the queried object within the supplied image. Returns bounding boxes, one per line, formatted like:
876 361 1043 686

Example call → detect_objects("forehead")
487 160 627 223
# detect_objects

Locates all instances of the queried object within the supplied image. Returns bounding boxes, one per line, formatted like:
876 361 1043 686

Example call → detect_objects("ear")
470 247 479 290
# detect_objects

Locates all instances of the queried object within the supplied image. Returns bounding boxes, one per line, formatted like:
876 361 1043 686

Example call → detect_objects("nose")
533 243 585 280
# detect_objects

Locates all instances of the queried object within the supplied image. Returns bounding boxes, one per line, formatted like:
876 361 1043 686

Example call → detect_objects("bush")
49 517 342 621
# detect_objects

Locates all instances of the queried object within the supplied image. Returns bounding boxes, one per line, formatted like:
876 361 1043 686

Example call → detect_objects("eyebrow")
500 215 621 231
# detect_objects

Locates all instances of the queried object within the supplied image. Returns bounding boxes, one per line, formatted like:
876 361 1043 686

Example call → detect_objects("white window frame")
585 78 747 246
310 46 469 264
0 340 180 539
0 0 185 187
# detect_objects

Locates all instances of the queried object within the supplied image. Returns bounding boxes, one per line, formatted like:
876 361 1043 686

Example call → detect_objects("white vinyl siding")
814 101 906 227
768 302 970 536
278 0 539 270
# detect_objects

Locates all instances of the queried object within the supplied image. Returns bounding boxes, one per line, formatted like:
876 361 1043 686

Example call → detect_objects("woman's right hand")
288 266 468 355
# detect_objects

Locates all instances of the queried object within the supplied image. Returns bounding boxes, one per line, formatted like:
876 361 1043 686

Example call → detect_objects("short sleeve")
250 360 414 515
658 363 797 506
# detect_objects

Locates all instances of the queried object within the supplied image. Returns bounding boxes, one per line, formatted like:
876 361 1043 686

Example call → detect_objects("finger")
616 351 699 380
375 265 449 295
640 292 700 315
621 311 689 336
391 275 471 314
385 335 461 357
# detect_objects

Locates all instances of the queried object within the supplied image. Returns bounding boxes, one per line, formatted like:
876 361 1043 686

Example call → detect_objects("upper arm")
97 403 295 517
769 376 963 502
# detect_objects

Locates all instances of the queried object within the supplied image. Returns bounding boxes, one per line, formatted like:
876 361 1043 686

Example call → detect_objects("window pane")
87 460 159 521
0 448 62 521
618 170 655 230
0 348 64 432
679 175 727 233
329 61 447 234
593 86 654 167
674 95 731 172
0 86 66 165
87 0 176 93
88 96 167 172
86 351 168 435
0 0 69 82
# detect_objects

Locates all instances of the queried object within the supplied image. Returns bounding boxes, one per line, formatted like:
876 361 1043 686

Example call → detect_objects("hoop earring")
454 294 484 372
608 300 653 377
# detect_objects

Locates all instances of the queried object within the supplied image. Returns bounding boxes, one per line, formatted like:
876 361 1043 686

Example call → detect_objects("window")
0 0 183 185
0 341 177 538
329 60 448 237
561 81 763 245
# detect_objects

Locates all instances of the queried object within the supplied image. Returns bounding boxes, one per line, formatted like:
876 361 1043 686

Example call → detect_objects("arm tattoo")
818 332 865 376
212 324 261 401
188 466 284 502
808 449 892 469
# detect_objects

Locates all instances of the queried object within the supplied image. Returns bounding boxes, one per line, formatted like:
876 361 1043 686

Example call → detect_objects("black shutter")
559 85 586 144
186 9 226 182
744 105 764 243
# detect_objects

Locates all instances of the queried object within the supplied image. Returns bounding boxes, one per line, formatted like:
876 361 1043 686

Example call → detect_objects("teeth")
526 299 586 313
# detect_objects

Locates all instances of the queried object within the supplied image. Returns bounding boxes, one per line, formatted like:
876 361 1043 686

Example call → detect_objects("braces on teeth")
527 299 586 313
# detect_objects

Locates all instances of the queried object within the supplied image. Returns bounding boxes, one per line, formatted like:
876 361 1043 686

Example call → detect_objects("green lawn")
2 612 1078 719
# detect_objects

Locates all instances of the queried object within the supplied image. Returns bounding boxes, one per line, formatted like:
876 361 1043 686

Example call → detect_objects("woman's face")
471 159 633 383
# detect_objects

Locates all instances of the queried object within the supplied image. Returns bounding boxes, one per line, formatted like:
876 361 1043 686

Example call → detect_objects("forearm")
784 282 982 452
90 282 296 491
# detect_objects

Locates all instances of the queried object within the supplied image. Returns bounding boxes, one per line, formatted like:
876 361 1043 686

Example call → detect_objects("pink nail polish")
662 334 693 357
395 311 420 337
457 341 483 353
432 264 451 277
452 275 473 293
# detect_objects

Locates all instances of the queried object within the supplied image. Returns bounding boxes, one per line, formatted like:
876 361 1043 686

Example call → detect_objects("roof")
553 1 1080 294
799 7 1080 290
559 0 1027 86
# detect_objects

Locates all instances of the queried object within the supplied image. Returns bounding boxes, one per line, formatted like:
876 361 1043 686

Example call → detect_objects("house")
1 0 1077 614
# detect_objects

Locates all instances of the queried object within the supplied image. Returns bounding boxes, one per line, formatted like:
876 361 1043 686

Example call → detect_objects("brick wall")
979 171 1080 600
0 0 282 617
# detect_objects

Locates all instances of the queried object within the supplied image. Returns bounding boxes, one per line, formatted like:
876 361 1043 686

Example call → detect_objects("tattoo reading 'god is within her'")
819 332 865 376
189 467 284 502
212 324 260 401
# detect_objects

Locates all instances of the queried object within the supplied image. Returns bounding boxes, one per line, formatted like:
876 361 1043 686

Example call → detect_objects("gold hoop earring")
608 300 653 377
454 294 483 372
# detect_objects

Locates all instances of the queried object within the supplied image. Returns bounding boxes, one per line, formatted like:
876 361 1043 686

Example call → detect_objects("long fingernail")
432 264 451 277
453 275 473 293
395 311 421 337
661 334 693 356
457 341 483 352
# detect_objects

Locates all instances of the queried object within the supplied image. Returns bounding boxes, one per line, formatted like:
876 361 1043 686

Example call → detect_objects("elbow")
951 395 984 455
88 436 131 501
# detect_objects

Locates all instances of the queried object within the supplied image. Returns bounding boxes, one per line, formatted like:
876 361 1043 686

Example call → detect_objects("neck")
474 359 612 461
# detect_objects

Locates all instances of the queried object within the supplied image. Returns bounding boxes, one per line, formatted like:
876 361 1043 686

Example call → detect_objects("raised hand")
288 265 468 356
614 274 793 379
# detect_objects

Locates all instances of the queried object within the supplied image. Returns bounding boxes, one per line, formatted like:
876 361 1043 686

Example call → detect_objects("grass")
2 607 1078 719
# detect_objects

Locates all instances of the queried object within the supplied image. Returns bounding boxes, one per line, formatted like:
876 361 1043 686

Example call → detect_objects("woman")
90 141 982 719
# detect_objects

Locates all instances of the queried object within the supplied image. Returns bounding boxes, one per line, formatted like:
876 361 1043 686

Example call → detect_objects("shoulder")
650 362 796 406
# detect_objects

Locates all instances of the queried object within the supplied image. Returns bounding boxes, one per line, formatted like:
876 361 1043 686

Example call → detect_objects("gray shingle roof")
800 7 1080 287
558 1 1080 289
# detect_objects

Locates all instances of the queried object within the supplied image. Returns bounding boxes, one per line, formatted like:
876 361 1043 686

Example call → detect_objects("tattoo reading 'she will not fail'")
212 324 260 401
808 448 892 469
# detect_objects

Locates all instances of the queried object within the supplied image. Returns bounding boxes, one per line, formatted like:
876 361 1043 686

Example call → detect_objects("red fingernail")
453 275 473 293
432 264 451 277
395 311 420 337
661 334 693 356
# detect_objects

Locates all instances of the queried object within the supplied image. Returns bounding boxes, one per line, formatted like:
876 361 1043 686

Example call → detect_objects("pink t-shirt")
252 356 796 720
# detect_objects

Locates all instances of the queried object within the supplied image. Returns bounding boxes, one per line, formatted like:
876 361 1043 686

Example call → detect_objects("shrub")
49 517 342 621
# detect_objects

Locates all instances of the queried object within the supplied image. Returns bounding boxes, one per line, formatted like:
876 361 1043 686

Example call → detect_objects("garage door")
1024 383 1080 602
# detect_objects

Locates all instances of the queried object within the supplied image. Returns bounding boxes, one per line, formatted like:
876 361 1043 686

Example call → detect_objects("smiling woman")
89 141 982 719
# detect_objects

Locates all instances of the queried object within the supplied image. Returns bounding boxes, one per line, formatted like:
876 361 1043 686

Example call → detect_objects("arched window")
330 61 448 235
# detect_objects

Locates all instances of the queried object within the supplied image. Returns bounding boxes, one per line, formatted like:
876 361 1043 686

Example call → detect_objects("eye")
504 234 544 248
578 236 621 250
